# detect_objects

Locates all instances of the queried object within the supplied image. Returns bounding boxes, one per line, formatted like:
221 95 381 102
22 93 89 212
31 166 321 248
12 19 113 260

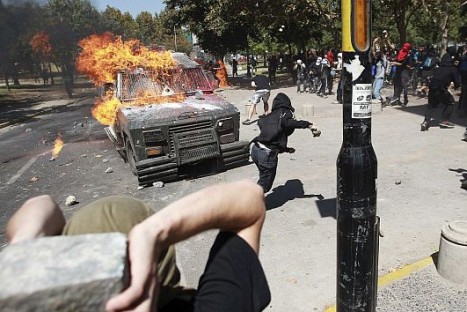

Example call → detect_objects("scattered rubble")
153 181 164 188
65 196 77 206
105 167 113 173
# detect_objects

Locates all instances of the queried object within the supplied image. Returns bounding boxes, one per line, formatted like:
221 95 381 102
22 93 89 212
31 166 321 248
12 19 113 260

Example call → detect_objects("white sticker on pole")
352 84 372 118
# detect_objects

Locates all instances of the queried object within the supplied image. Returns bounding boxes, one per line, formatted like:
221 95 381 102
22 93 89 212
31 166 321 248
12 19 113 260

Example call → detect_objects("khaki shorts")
251 89 270 105
62 195 186 308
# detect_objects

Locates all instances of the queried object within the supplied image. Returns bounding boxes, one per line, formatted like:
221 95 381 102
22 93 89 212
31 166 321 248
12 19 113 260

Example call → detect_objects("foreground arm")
106 180 266 312
7 195 66 244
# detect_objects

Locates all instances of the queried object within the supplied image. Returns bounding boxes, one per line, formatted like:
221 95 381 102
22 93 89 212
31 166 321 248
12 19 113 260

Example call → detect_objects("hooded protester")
420 52 460 131
387 42 413 106
309 57 323 93
396 42 412 62
250 93 320 193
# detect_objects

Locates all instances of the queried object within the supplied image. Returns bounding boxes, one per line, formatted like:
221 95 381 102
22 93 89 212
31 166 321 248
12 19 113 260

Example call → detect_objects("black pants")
193 232 271 312
459 73 467 114
424 89 454 123
250 144 278 193
390 68 410 103
296 77 306 92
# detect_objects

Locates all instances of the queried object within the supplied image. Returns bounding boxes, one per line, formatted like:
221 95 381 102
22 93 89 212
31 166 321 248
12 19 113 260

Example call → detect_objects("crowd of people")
238 32 466 134
4 32 467 312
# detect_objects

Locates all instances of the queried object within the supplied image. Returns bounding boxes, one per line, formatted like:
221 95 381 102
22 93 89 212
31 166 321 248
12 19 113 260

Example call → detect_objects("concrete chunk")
0 233 128 312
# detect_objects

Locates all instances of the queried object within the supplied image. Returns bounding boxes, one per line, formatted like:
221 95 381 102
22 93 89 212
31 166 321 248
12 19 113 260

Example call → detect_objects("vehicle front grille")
219 133 235 144
179 143 219 163
169 121 220 164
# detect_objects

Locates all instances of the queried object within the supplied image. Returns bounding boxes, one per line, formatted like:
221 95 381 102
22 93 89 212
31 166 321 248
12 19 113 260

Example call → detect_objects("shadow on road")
221 71 296 90
392 98 467 128
448 167 467 191
265 179 325 211
0 85 95 129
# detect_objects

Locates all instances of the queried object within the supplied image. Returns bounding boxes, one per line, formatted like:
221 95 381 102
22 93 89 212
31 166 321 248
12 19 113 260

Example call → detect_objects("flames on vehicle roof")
76 33 212 126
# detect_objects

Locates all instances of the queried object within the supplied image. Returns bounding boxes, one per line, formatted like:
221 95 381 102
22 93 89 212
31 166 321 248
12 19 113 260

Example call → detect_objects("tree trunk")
440 1 451 56
63 70 74 98
3 71 10 92
48 62 55 85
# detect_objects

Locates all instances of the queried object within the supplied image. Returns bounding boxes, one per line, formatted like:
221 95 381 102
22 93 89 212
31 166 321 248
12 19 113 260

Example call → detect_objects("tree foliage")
1 0 465 94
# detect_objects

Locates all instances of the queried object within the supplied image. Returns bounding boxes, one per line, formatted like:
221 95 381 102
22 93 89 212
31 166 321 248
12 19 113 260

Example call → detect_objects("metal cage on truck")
104 53 249 185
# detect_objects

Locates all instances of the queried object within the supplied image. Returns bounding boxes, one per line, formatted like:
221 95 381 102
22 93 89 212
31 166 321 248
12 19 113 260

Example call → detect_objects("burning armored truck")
76 34 249 184
100 53 249 185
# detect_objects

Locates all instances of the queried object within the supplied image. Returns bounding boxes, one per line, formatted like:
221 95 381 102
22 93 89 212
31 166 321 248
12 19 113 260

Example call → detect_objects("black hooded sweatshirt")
429 53 460 91
254 93 311 152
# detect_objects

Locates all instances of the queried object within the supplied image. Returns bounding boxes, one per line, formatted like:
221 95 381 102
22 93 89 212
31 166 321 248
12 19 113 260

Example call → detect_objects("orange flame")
92 91 186 125
30 32 52 56
92 92 121 126
76 32 176 86
215 60 229 87
52 135 64 159
77 33 188 126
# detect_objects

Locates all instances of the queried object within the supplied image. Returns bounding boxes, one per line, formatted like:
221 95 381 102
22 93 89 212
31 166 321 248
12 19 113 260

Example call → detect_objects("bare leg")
7 195 66 244
263 101 269 115
248 104 257 121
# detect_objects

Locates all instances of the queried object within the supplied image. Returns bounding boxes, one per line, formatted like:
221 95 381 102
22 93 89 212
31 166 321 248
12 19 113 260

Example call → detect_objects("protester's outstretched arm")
7 195 66 244
106 180 266 312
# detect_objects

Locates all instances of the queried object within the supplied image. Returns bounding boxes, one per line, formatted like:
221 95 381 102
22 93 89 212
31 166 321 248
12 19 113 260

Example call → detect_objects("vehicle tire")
125 140 138 176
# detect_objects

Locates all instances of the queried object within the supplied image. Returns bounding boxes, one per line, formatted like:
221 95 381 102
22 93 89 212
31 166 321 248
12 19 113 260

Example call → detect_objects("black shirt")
253 75 271 90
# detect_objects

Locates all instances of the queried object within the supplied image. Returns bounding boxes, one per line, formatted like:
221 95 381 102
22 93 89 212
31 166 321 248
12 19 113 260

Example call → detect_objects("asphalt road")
1 78 467 311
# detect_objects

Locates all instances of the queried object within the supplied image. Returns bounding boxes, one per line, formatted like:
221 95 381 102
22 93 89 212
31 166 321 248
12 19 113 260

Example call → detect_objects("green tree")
101 6 126 37
165 0 254 58
420 0 462 55
46 0 101 97
135 11 157 44
0 1 45 89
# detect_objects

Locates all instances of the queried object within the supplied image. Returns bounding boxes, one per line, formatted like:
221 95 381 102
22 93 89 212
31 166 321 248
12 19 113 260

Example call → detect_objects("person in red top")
387 42 413 106
326 49 335 65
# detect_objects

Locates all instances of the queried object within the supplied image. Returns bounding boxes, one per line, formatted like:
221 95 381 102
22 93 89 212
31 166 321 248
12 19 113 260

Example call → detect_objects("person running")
250 93 320 193
420 52 460 131
386 42 413 106
243 74 271 125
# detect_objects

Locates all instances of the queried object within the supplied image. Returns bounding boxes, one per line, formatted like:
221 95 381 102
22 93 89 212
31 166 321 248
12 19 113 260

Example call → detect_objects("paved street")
1 76 467 311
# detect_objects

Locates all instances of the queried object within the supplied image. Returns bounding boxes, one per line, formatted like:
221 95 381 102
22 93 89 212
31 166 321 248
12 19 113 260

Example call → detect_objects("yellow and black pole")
336 0 379 311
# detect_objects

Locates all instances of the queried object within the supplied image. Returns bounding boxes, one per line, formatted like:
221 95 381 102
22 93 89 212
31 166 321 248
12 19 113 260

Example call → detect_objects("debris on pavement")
153 181 164 188
65 195 77 206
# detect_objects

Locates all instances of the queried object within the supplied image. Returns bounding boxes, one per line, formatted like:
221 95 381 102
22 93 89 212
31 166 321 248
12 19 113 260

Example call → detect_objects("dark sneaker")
420 121 429 132
439 121 455 128
402 99 408 107
242 119 251 125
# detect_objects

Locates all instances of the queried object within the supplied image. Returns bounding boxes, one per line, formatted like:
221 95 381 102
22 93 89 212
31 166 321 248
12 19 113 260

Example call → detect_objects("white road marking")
7 156 38 185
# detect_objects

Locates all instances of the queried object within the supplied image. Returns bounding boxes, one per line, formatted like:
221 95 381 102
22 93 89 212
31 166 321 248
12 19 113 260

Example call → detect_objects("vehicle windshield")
120 67 212 101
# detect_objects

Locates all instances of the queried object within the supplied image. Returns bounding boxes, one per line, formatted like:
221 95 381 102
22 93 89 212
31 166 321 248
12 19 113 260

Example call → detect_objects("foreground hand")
106 224 159 312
